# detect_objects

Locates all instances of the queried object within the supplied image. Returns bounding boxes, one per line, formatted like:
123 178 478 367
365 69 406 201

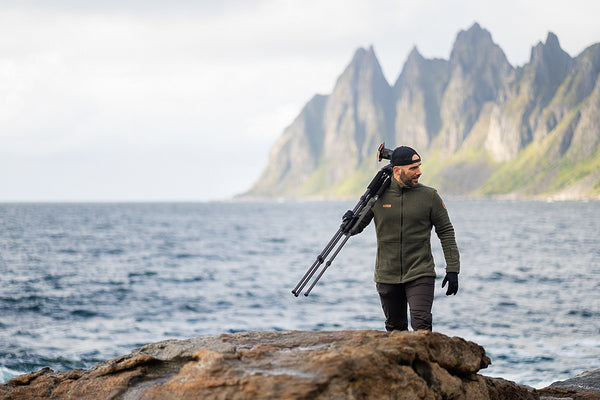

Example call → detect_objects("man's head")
391 146 422 187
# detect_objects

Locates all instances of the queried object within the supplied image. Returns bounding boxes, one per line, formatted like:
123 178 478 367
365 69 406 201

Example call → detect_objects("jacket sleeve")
431 192 460 273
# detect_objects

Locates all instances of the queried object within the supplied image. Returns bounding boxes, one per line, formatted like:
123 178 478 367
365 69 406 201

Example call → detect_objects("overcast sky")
1 0 599 201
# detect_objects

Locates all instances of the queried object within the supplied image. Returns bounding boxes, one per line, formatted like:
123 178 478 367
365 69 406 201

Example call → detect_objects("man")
352 146 460 331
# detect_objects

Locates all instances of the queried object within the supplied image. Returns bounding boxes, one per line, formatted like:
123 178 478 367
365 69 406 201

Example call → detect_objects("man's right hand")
341 210 355 234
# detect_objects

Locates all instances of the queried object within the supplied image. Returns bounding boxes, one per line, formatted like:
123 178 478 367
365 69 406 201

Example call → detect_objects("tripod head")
378 143 393 162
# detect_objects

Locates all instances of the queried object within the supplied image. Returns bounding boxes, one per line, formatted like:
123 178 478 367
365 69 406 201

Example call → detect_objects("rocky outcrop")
538 369 600 400
0 330 543 400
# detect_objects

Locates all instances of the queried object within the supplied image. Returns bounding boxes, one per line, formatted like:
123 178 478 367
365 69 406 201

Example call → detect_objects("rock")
537 369 600 400
1 330 540 399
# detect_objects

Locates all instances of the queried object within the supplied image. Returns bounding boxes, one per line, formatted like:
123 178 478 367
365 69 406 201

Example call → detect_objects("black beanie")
391 146 421 166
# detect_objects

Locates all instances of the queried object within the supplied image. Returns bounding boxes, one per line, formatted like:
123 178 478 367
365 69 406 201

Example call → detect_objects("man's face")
393 161 422 187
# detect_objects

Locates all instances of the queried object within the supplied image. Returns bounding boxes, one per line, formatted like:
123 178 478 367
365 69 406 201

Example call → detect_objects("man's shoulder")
410 184 444 205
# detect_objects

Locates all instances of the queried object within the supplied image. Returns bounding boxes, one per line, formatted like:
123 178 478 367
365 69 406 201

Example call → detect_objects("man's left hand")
442 272 459 295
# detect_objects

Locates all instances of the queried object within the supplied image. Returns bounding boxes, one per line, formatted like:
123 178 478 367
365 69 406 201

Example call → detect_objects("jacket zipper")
400 187 404 280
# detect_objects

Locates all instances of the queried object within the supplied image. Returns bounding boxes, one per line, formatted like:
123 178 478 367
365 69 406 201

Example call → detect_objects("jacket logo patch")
382 204 392 208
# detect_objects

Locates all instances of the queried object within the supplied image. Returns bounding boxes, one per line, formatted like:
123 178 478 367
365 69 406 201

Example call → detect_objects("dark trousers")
376 277 435 331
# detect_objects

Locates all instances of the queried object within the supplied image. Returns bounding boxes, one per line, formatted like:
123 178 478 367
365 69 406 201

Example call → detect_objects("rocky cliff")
2 330 597 400
244 23 600 200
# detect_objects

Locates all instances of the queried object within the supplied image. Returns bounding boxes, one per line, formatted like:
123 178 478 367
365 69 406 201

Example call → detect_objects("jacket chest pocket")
374 202 402 241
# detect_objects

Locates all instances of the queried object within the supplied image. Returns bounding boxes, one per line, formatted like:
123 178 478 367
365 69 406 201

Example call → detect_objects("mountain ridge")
244 23 600 200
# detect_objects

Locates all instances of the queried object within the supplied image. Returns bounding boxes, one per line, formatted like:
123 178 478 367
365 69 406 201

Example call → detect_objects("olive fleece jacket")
354 177 460 284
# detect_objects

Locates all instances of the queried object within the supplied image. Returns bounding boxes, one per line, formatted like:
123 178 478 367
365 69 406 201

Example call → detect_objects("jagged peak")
530 31 570 66
449 23 513 74
452 22 492 51
403 47 425 72
407 46 423 61
350 45 378 64
449 22 510 70
545 32 560 50
465 22 485 37
394 46 425 87
335 45 389 88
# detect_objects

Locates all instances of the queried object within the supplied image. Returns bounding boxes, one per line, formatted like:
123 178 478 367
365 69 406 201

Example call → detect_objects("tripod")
292 155 393 297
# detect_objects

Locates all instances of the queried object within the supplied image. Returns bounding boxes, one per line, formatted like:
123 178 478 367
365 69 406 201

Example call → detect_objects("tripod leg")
303 234 351 296
292 228 345 296
292 186 375 296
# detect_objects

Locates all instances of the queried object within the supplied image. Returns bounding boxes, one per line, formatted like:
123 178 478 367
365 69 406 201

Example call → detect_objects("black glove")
341 210 356 234
442 272 459 295
342 210 354 223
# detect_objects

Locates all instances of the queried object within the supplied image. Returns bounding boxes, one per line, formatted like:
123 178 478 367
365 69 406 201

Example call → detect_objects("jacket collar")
389 177 421 193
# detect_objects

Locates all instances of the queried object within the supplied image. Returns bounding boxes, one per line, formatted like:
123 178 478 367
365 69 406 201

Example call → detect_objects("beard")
399 171 418 187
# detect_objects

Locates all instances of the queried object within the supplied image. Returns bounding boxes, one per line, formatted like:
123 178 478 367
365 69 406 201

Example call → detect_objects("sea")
0 200 599 389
